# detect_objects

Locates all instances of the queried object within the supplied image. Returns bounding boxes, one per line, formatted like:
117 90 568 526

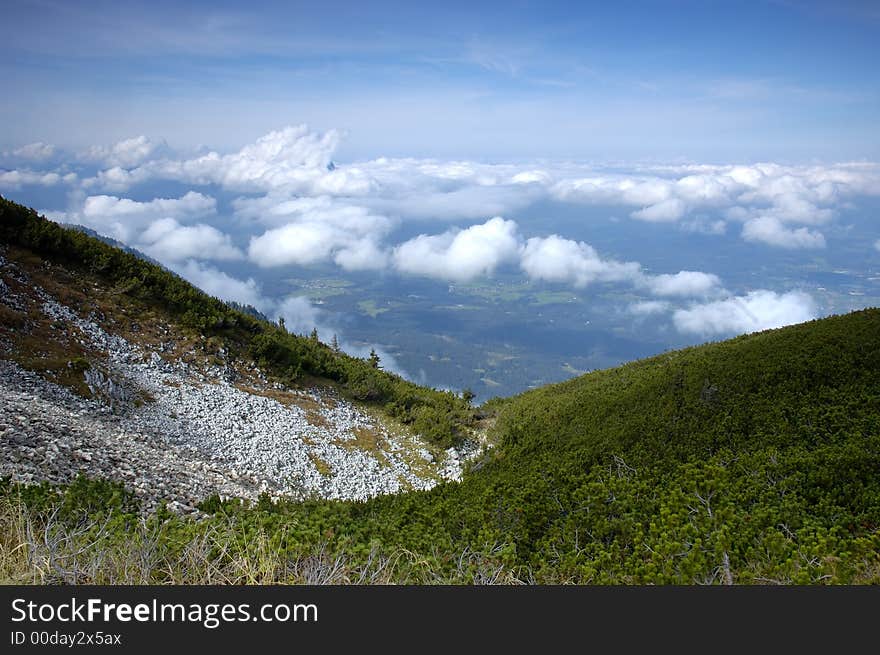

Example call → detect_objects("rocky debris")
83 368 132 405
0 266 28 312
0 361 255 514
0 253 30 287
439 440 481 482
1 285 475 510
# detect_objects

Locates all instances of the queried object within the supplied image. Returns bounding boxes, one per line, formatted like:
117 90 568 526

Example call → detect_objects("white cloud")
763 192 833 225
10 128 880 314
0 169 76 190
83 191 215 220
9 142 57 162
275 296 323 336
364 184 540 222
680 218 727 235
631 197 687 222
642 270 722 297
17 126 877 389
520 234 640 288
674 173 741 204
55 191 237 265
673 290 817 337
78 191 216 242
392 217 520 282
741 216 826 249
82 166 151 192
91 125 352 194
551 162 880 246
81 135 167 168
138 218 243 262
249 222 344 267
510 170 552 185
173 260 265 309
333 239 389 271
383 224 726 299
234 194 387 230
629 300 670 315
311 166 376 195
349 157 546 222
552 176 672 206
244 196 390 270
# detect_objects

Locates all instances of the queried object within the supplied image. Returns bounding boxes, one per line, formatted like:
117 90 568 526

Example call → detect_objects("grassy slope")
333 308 880 582
2 196 879 583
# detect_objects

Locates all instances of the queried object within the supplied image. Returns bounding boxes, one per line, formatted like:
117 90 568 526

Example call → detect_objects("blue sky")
2 0 878 161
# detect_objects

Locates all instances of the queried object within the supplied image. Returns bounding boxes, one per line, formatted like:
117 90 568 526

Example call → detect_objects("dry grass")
307 453 332 477
0 246 212 403
5 243 198 352
340 427 389 466
0 498 525 585
6 329 94 398
234 385 292 405
305 411 331 429
0 304 26 330
354 410 449 482
350 426 383 451
1 249 104 397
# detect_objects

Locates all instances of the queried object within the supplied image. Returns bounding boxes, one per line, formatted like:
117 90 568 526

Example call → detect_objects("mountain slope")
313 306 878 583
0 197 475 445
1 196 879 584
0 197 480 508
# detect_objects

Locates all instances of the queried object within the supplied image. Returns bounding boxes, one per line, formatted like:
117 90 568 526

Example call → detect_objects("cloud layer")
7 126 879 250
5 125 867 346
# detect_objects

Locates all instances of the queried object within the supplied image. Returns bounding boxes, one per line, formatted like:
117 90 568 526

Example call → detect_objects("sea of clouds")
3 124 880 346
